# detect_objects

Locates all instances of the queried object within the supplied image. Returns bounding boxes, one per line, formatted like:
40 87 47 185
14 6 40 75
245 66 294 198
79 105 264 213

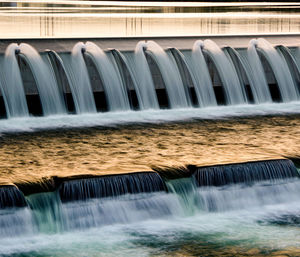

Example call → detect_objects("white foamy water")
1 178 300 256
0 102 300 134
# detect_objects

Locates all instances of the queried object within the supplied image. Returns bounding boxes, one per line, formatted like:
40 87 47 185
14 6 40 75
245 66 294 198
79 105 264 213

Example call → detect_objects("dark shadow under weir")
0 186 27 209
59 172 167 202
193 159 299 187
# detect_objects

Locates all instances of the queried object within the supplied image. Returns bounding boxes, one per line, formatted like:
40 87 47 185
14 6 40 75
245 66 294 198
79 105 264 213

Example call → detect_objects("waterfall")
223 46 259 103
169 48 198 106
0 186 27 209
63 42 97 114
203 40 246 105
1 159 300 241
166 177 198 215
110 49 142 109
276 45 300 95
0 207 33 237
145 41 191 108
247 39 272 103
197 178 300 212
0 44 29 118
254 38 299 102
85 42 130 111
190 41 217 107
19 43 66 116
26 192 64 233
0 39 300 120
59 172 166 202
133 41 159 109
193 159 299 187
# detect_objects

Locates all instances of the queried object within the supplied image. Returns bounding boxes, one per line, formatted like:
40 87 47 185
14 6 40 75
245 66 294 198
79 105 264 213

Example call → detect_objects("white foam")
1 102 300 134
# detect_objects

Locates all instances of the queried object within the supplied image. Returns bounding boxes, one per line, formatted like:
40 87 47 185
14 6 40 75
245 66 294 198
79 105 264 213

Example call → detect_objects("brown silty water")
0 114 299 186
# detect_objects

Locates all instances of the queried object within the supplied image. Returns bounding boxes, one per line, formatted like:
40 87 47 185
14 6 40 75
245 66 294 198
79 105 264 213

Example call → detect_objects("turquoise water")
2 177 300 256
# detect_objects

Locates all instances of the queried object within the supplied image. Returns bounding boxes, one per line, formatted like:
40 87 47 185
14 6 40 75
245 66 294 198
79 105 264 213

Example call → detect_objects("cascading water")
193 159 299 187
18 43 66 116
165 177 198 215
63 42 97 114
276 45 300 94
202 40 247 105
110 49 142 109
85 42 130 111
26 192 64 233
132 41 159 110
168 48 196 105
0 38 300 122
0 186 27 209
59 172 166 202
254 38 299 102
2 160 300 256
190 40 217 107
223 46 259 103
247 39 272 103
0 44 29 118
145 41 191 108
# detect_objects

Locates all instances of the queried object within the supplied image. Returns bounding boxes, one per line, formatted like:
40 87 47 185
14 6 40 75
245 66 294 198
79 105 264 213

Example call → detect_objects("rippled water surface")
0 111 299 185
1 2 300 256
1 1 300 38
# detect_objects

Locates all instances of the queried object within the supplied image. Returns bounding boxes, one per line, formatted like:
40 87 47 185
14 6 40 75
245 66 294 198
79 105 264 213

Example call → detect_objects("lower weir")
0 158 299 238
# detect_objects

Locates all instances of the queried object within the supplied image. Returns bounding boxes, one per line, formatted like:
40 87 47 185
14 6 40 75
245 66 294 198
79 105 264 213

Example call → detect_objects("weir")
0 36 300 117
59 172 166 202
0 159 299 238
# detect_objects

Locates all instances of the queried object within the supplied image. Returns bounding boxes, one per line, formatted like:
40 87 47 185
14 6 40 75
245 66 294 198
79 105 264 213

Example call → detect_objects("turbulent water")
0 109 300 257
1 177 300 256
1 1 300 256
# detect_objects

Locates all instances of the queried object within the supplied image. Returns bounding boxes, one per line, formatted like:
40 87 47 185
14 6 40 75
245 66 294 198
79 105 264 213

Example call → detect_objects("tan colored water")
0 115 299 185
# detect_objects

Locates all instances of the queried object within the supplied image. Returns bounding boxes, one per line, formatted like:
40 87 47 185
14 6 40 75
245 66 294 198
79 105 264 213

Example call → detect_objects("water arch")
83 51 108 112
223 46 256 103
1 44 29 118
190 40 217 107
255 38 298 102
145 41 191 108
276 45 300 95
62 42 97 114
144 50 170 108
46 50 76 113
19 43 67 116
256 48 282 102
247 39 272 103
202 40 247 105
110 49 140 110
168 48 198 107
85 42 130 112
17 52 43 115
204 52 227 105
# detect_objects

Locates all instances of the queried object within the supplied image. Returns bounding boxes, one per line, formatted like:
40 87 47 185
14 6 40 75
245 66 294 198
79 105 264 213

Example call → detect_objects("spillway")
0 37 299 119
1 159 300 250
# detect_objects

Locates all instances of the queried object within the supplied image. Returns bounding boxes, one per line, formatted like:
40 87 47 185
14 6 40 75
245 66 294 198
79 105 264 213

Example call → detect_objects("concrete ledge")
0 34 300 53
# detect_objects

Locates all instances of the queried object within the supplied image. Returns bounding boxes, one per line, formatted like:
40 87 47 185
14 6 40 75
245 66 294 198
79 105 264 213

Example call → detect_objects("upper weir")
0 34 300 117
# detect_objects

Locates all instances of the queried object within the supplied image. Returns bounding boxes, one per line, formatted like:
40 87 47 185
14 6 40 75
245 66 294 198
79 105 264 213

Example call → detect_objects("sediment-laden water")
0 113 299 185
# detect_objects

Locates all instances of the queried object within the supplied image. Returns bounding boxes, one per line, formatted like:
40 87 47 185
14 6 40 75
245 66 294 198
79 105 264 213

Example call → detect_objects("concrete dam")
0 35 300 118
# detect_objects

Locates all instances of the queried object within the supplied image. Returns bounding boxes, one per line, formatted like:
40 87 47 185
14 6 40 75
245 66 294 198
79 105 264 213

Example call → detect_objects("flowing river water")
1 1 300 256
